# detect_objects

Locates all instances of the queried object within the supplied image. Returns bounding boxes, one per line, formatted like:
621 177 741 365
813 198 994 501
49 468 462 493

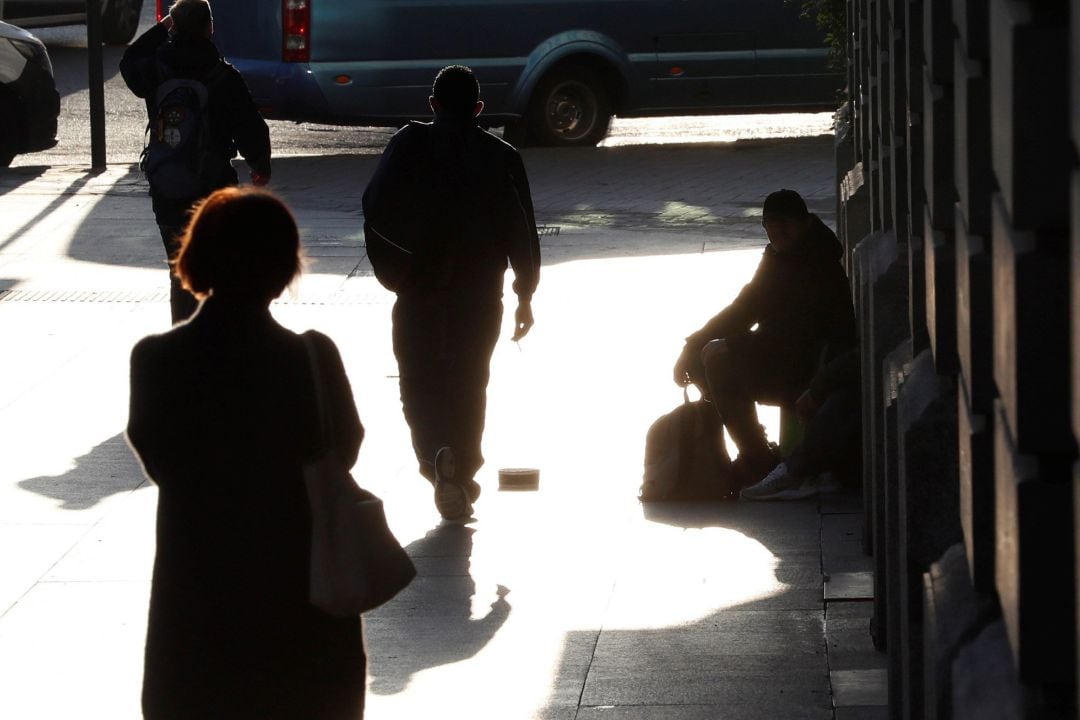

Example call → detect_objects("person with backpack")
362 65 541 521
120 0 271 323
673 189 856 488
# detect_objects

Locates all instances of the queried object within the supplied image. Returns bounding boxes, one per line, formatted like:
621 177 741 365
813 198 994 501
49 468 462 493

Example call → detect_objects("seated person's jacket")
685 214 856 399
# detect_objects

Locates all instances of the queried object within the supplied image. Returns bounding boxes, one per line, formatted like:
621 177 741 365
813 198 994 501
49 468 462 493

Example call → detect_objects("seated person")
740 346 861 500
673 189 856 486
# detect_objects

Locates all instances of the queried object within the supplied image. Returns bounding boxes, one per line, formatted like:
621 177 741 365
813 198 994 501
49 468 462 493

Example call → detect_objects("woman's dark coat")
126 299 365 720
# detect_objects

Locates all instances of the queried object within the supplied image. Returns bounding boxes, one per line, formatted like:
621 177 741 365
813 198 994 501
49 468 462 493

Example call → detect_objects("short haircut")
762 189 808 219
174 187 301 301
169 0 213 36
433 65 480 116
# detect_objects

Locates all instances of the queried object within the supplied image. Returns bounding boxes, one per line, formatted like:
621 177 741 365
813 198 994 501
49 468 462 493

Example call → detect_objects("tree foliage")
790 0 848 69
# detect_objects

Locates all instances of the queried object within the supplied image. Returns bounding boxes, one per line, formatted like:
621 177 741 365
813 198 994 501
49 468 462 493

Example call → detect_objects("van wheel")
102 0 143 45
528 67 611 147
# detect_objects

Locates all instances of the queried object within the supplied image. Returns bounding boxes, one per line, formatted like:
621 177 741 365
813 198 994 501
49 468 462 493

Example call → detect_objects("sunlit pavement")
0 130 880 719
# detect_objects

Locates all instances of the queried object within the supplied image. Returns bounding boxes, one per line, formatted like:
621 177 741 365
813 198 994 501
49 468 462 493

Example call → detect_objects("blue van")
158 0 841 146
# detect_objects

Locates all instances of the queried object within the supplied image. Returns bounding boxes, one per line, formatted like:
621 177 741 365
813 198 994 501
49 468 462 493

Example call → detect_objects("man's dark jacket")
362 117 540 302
686 214 856 399
120 24 271 208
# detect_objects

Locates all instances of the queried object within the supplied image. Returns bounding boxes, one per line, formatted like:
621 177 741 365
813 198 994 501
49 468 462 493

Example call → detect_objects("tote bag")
302 334 416 616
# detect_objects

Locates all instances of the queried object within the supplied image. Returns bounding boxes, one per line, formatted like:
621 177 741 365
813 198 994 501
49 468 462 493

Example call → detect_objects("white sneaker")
739 462 800 501
770 472 842 501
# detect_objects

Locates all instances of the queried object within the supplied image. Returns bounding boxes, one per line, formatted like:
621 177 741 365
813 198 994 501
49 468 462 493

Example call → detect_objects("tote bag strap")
301 332 335 452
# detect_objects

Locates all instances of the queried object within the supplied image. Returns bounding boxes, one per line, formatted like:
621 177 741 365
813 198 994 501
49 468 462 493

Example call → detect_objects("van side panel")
307 0 662 119
211 0 281 61
209 0 841 125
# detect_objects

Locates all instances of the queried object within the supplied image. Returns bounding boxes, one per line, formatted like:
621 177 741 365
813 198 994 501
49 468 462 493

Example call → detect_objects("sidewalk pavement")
0 135 885 719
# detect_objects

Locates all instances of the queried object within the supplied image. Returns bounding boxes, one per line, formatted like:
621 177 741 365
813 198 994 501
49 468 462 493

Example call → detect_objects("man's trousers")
392 292 503 484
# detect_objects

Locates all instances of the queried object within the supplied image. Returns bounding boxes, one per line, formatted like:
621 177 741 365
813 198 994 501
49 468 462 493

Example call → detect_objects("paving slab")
825 601 887 671
834 708 890 720
821 512 874 576
831 669 889 707
824 572 875 601
577 705 832 720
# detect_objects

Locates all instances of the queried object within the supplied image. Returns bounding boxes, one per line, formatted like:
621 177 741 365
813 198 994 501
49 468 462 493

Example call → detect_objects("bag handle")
301 333 335 452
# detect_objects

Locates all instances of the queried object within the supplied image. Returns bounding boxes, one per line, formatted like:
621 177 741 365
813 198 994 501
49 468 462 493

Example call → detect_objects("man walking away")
363 65 541 521
120 0 271 323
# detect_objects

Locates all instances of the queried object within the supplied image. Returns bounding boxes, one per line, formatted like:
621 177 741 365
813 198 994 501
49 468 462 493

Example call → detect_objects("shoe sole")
740 488 792 501
435 480 472 520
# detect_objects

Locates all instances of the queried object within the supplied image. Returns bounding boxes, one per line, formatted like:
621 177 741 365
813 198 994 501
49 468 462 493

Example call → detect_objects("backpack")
640 389 735 501
141 63 226 200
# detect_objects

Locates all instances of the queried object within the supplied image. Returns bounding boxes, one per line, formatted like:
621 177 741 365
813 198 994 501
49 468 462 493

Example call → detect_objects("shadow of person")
17 432 146 511
0 167 97 252
535 499 834 718
364 523 512 696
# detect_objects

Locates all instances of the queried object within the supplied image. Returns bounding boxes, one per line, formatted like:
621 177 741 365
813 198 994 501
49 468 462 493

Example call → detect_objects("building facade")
839 0 1079 717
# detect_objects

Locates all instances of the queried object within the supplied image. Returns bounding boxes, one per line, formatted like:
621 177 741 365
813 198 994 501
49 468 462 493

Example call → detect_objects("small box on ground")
499 468 540 491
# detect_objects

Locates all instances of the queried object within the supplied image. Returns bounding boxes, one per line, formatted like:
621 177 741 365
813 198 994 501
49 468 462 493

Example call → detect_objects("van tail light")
156 0 165 22
283 0 311 63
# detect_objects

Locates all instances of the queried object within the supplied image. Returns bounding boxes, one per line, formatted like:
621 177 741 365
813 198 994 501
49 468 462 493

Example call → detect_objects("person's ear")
429 96 441 114
473 100 485 117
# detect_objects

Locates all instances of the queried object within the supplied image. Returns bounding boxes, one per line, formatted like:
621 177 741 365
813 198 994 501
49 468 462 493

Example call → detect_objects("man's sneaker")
433 447 473 520
739 461 800 501
770 472 842 501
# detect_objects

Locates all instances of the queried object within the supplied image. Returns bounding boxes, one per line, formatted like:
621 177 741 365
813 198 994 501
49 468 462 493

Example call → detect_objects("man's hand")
511 300 533 341
795 389 820 422
250 171 270 187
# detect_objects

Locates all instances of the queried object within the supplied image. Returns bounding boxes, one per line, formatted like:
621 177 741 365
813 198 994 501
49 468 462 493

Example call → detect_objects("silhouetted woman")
126 187 366 719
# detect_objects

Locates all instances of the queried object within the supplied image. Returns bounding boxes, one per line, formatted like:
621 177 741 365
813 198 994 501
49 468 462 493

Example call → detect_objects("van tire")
102 0 143 46
528 67 611 147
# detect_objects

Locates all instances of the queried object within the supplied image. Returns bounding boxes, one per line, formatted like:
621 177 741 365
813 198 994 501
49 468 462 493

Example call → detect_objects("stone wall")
840 0 1078 717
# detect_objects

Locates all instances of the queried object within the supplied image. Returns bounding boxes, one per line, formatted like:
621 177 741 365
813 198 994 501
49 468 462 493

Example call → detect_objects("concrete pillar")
855 0 872 168
955 208 995 591
875 0 894 231
854 230 910 655
921 0 957 376
887 0 907 245
905 0 929 355
990 191 1075 697
922 543 997 720
867 0 884 232
897 350 963 720
951 0 995 594
989 0 1071 232
884 339 912 718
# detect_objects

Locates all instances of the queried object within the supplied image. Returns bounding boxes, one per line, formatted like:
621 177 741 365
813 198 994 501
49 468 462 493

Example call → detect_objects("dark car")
1 0 143 46
0 21 60 167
